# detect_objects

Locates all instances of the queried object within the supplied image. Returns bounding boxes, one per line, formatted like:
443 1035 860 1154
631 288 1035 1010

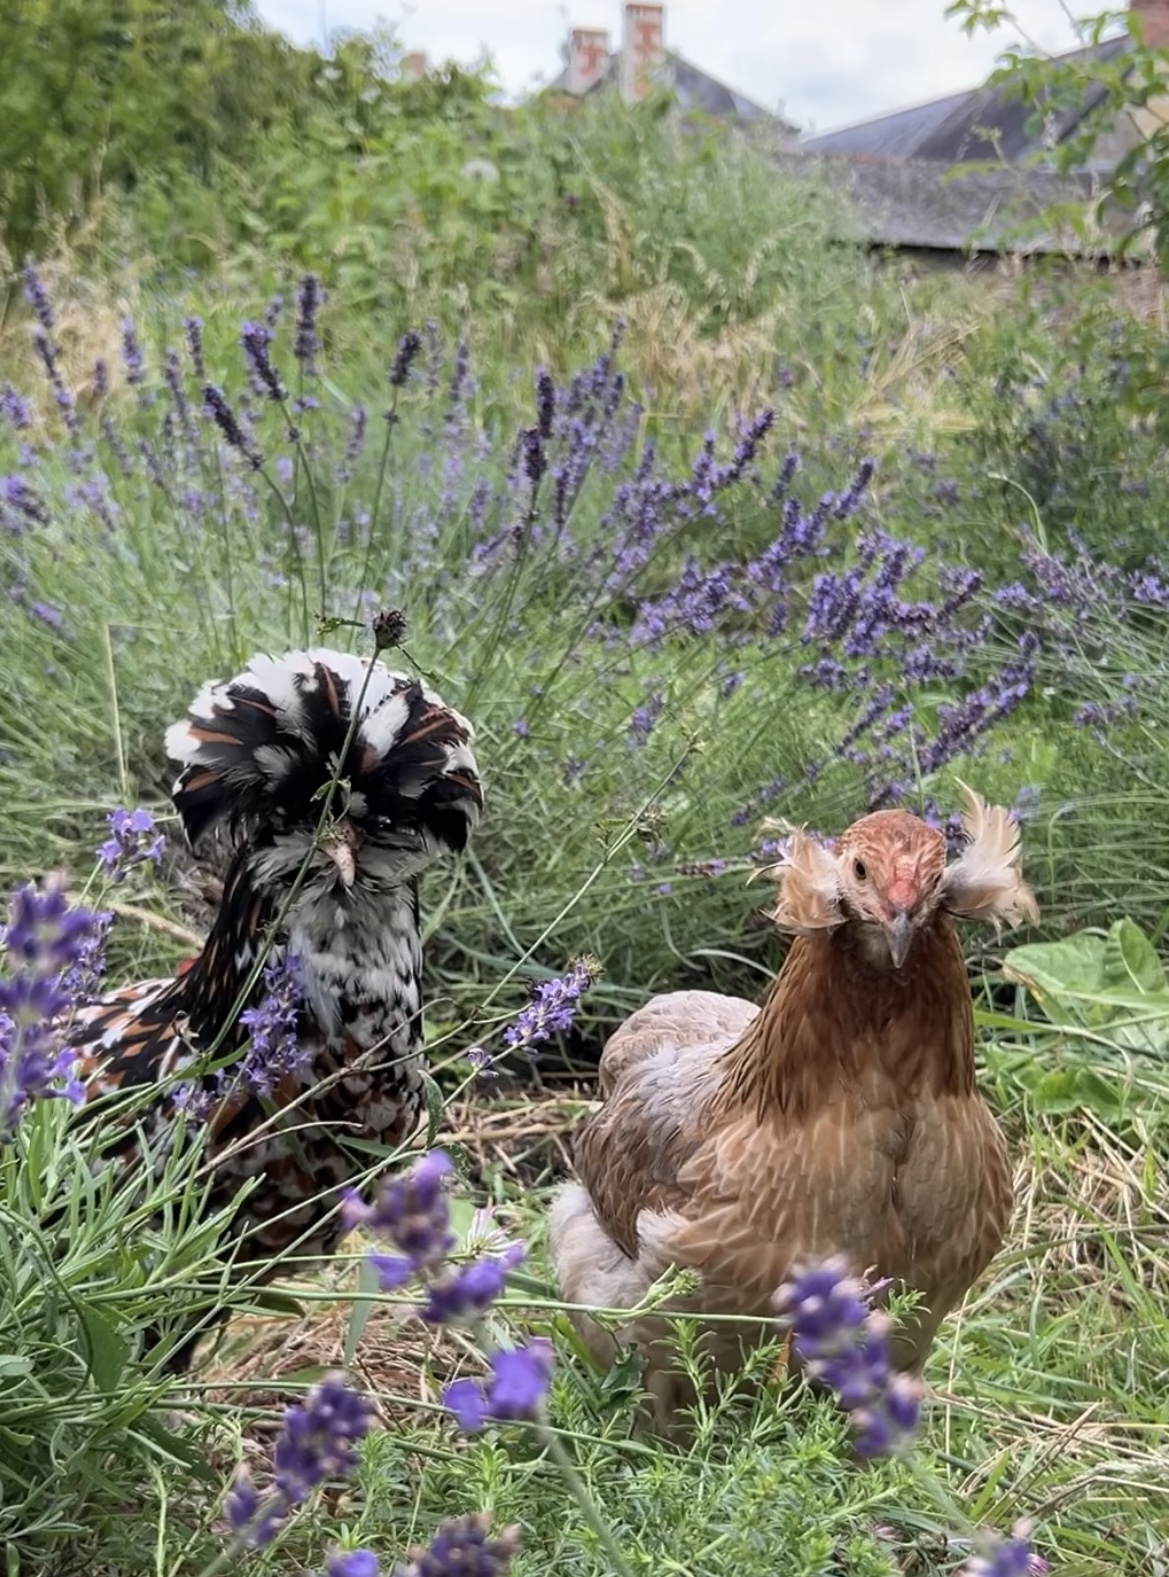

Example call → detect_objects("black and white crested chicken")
71 647 482 1366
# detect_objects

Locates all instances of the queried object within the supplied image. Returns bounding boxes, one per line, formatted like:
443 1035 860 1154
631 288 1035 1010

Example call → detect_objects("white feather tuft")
442 737 480 778
188 679 232 722
240 652 318 740
763 820 843 933
304 648 414 716
163 720 201 767
357 691 412 760
940 780 1039 931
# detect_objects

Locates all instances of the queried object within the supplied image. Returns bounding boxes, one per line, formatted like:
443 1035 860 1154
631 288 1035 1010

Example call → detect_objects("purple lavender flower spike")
223 1374 372 1548
390 331 422 390
97 806 166 882
22 265 55 333
272 1373 372 1503
120 318 146 386
392 1514 521 1577
443 1376 490 1432
341 1150 456 1272
629 695 663 744
419 1243 527 1326
0 884 105 1139
535 367 555 440
326 1552 380 1577
443 1339 554 1431
203 385 262 467
184 317 206 378
1 384 31 431
241 320 286 402
295 274 323 372
235 953 308 1096
520 426 546 487
503 957 599 1054
961 1523 1044 1577
774 1256 920 1457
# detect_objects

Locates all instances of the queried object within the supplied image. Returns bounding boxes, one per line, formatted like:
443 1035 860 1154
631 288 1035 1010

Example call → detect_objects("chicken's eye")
853 858 868 881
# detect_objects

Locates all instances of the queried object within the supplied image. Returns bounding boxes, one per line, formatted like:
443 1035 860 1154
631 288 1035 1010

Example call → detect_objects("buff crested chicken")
550 788 1037 1438
71 646 482 1370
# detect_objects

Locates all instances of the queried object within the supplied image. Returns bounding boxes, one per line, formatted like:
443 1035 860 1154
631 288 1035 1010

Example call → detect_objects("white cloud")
252 0 1088 131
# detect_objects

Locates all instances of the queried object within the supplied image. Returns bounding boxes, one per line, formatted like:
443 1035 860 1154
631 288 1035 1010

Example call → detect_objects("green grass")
143 1047 1169 1577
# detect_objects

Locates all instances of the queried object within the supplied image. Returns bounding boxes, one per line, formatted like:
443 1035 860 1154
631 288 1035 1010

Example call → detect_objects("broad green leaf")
1002 931 1108 1021
1103 916 1166 996
1005 917 1169 1064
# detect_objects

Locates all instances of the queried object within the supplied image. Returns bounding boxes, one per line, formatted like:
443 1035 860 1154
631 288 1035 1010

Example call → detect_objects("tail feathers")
549 1182 653 1366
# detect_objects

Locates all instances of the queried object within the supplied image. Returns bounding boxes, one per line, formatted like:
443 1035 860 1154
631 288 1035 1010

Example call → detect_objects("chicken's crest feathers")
166 647 482 853
941 781 1038 931
764 823 842 934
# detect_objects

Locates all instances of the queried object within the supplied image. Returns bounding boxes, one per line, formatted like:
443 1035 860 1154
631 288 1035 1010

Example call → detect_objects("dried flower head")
371 607 408 652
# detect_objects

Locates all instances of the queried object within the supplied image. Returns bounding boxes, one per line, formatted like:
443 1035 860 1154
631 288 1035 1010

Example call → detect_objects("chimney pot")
401 50 429 80
620 3 665 103
566 27 611 95
1132 0 1169 48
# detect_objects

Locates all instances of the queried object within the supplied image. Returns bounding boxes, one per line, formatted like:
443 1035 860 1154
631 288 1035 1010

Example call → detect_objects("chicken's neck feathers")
716 915 976 1121
180 842 424 1062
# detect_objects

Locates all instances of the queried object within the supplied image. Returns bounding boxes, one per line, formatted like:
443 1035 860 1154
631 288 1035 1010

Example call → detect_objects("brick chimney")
401 51 429 80
619 3 665 103
1132 0 1169 47
567 28 611 95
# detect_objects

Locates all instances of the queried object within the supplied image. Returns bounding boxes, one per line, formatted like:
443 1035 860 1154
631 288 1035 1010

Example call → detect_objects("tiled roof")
777 150 1144 257
803 35 1133 166
544 50 799 133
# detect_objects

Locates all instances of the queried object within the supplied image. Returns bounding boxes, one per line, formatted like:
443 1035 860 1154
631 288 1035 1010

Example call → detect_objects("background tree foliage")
0 0 341 256
948 1 1169 264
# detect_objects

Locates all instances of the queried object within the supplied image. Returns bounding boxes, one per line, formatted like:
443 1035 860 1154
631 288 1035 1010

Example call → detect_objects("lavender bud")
390 331 422 388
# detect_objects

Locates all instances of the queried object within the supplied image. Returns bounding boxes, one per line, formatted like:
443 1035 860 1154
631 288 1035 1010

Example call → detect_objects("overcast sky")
252 0 1092 134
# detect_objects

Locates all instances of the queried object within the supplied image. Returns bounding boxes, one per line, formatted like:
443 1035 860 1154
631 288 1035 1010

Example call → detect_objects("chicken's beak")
322 819 359 890
884 909 913 970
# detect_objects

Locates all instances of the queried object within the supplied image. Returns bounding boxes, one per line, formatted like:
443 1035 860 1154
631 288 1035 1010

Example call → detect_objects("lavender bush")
0 265 1071 1041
